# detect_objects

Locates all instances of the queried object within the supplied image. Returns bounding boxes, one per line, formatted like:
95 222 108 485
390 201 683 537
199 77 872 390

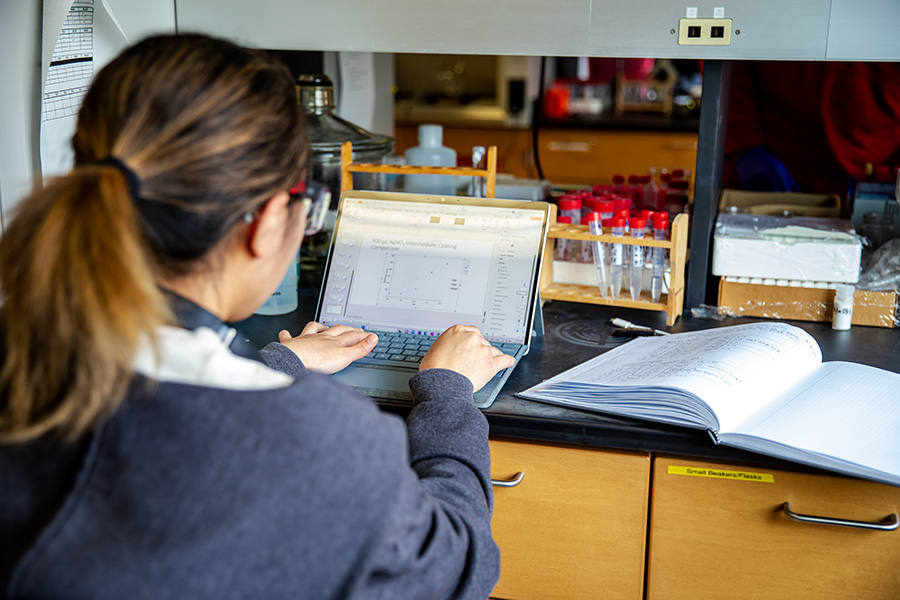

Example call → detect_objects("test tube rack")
540 210 689 327
340 141 498 197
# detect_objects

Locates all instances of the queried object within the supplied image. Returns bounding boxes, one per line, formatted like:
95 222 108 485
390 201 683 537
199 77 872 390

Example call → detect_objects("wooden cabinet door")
489 439 650 600
648 455 900 600
538 129 697 186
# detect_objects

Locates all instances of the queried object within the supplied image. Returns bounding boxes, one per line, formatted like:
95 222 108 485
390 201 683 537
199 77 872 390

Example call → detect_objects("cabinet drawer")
648 455 900 600
489 439 650 600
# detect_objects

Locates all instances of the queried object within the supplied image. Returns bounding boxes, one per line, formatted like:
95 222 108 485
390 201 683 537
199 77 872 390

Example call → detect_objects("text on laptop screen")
319 196 546 344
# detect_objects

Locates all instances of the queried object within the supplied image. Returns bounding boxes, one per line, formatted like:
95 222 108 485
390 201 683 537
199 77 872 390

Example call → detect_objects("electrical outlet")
677 18 733 45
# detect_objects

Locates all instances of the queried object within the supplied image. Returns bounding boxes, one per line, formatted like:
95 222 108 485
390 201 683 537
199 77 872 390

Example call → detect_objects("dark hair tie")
98 156 141 200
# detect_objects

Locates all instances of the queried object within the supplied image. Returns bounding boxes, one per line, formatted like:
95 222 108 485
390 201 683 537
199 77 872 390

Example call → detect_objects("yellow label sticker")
668 465 774 483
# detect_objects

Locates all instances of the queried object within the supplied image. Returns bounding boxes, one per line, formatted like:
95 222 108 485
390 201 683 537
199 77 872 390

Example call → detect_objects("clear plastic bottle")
404 124 457 195
255 252 299 315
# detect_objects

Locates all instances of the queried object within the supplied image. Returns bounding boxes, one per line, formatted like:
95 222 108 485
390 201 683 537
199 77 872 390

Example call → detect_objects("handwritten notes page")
519 323 822 431
727 361 900 483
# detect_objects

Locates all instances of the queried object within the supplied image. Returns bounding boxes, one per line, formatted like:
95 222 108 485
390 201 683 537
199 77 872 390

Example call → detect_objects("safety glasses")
289 180 331 236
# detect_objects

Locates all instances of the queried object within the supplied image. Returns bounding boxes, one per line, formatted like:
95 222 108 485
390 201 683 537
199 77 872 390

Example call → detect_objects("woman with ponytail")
0 34 510 599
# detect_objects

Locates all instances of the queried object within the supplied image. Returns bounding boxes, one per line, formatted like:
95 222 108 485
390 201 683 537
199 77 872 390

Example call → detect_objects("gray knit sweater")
0 326 500 599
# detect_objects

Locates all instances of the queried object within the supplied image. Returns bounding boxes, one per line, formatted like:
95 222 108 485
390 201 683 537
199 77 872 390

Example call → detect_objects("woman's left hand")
277 322 377 374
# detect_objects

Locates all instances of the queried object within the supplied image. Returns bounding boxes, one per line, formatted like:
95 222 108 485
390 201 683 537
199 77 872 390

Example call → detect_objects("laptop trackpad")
333 366 414 400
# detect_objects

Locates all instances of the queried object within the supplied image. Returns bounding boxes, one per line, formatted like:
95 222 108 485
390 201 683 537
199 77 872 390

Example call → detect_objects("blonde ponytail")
0 167 171 442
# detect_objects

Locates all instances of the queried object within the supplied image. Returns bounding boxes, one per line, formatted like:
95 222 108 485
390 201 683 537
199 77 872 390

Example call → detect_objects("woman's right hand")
277 322 377 375
419 325 516 392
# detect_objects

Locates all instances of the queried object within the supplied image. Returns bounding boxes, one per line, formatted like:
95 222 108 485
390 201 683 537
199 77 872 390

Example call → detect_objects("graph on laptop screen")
318 195 546 344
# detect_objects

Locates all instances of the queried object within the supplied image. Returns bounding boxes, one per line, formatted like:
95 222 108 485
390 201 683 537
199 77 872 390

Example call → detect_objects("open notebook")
315 190 550 408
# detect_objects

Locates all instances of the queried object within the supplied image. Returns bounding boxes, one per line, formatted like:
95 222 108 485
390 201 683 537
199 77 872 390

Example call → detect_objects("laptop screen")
316 191 549 345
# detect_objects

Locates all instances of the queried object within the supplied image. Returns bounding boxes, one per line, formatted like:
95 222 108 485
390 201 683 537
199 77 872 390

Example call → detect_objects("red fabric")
584 58 656 83
724 62 900 195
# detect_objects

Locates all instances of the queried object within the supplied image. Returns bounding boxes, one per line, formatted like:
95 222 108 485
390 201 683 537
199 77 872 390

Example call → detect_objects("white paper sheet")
40 0 128 178
337 52 376 132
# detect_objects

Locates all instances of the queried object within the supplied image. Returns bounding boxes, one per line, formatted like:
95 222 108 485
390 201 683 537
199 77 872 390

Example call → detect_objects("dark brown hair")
0 34 307 442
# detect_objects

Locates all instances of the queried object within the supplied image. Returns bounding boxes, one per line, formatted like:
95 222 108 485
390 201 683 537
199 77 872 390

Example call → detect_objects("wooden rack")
339 139 686 325
340 141 498 197
540 211 689 327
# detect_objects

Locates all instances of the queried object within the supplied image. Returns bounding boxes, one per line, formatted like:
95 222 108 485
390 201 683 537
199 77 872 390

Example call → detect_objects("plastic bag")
857 238 900 292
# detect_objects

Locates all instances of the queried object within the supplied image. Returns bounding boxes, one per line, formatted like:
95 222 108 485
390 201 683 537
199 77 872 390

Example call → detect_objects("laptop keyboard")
354 330 523 370
354 331 435 368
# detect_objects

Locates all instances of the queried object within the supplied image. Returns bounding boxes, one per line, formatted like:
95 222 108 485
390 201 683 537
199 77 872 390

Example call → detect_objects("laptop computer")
315 190 550 408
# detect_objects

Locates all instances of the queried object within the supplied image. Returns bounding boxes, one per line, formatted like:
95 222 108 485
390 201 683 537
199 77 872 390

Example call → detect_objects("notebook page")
727 362 900 478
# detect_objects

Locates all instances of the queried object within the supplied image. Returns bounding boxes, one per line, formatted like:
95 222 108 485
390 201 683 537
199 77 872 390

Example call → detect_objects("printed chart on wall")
40 0 128 177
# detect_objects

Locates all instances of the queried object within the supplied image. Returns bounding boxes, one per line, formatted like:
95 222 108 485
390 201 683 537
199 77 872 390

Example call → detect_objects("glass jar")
296 74 394 259
861 211 895 251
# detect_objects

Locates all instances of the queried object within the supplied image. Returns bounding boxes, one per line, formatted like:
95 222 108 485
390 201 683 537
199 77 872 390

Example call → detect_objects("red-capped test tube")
597 200 614 221
558 197 584 261
613 208 631 233
609 217 626 299
554 216 572 261
628 217 646 301
578 214 595 263
651 215 670 303
585 212 608 297
558 197 583 222
640 210 656 265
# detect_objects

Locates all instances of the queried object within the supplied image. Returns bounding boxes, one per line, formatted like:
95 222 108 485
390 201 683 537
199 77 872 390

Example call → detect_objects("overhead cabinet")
175 0 900 60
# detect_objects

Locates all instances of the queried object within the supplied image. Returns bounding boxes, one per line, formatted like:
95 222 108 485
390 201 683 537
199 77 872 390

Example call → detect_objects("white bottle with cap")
404 124 457 195
832 284 855 330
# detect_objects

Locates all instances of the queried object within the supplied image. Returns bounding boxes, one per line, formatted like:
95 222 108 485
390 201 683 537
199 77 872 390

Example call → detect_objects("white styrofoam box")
712 214 862 284
494 176 552 202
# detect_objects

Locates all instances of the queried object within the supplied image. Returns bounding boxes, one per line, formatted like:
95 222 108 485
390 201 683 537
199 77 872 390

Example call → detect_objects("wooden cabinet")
488 438 651 600
647 455 900 599
487 447 900 599
537 128 697 187
394 124 698 187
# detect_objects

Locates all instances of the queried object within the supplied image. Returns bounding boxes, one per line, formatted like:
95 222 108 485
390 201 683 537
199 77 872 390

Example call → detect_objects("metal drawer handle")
782 502 899 531
491 472 525 488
